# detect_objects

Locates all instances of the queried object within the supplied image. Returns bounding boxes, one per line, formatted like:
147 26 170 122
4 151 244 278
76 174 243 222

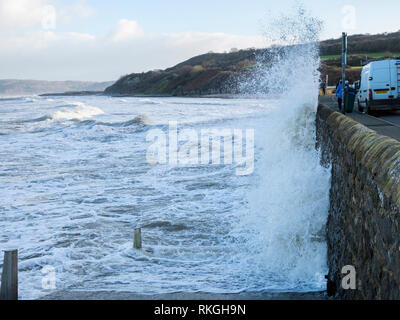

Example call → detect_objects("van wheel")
357 99 363 112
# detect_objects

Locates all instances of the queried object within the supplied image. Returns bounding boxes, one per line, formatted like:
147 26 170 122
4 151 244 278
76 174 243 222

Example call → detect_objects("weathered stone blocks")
316 104 400 300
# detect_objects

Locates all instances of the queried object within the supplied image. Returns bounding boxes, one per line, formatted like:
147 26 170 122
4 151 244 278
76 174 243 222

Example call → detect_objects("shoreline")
39 290 328 300
39 91 234 98
38 91 281 100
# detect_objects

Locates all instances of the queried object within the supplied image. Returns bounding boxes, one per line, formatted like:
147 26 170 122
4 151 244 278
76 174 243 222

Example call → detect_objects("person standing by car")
320 81 326 96
336 80 343 110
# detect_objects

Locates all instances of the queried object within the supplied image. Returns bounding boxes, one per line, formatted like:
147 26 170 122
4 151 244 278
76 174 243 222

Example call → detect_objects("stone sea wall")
316 104 400 300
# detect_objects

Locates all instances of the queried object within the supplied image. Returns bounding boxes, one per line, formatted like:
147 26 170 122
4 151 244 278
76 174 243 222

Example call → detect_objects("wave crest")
52 102 104 121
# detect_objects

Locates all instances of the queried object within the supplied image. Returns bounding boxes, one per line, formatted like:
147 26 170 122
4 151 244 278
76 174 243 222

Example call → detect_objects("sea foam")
52 102 104 121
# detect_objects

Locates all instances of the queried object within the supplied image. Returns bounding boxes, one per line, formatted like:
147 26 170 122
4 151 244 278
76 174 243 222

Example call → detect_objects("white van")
357 59 400 113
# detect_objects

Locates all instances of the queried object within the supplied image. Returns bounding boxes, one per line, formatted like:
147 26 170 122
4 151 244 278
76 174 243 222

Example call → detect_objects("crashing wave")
52 102 104 121
232 4 331 291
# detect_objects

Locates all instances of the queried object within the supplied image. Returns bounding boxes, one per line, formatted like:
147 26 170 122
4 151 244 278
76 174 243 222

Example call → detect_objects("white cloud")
65 32 95 41
166 31 266 52
0 16 267 81
0 0 95 31
70 0 95 18
1 30 95 52
110 19 144 42
58 0 95 22
0 0 48 30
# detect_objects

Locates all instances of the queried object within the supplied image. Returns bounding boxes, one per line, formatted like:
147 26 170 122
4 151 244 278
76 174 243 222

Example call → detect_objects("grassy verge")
321 52 400 61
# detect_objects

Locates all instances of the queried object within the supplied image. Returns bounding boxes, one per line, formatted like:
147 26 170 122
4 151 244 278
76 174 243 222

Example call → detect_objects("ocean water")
0 5 331 300
0 94 330 299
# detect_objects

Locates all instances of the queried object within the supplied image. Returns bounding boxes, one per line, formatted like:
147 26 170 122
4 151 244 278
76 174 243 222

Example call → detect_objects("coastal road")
319 95 400 141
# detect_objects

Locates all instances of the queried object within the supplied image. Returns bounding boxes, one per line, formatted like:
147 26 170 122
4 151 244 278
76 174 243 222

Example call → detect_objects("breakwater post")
134 228 142 249
0 249 18 300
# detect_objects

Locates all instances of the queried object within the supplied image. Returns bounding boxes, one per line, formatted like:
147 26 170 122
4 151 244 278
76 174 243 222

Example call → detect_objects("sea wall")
316 104 400 300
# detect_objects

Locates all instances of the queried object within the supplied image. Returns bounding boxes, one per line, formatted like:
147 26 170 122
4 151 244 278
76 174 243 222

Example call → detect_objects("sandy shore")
40 291 328 300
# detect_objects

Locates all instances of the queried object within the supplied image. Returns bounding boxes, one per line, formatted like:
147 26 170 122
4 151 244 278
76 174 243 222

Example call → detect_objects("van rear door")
359 65 369 103
371 61 391 100
392 60 400 99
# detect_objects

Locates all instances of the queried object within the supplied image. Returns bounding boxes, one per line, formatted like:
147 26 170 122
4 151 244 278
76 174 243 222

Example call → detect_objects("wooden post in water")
134 228 142 249
0 249 18 300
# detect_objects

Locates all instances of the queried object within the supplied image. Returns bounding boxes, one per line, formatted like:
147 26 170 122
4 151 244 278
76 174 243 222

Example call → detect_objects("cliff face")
105 31 400 96
104 50 261 96
105 67 237 96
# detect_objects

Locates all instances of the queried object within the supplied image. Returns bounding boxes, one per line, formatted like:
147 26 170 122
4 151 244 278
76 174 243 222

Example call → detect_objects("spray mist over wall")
232 5 331 291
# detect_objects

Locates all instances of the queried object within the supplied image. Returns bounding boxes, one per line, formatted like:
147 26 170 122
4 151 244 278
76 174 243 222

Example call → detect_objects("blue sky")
53 0 400 39
0 0 399 81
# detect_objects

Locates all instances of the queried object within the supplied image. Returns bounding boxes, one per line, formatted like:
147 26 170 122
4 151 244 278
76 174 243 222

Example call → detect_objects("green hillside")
105 31 400 96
